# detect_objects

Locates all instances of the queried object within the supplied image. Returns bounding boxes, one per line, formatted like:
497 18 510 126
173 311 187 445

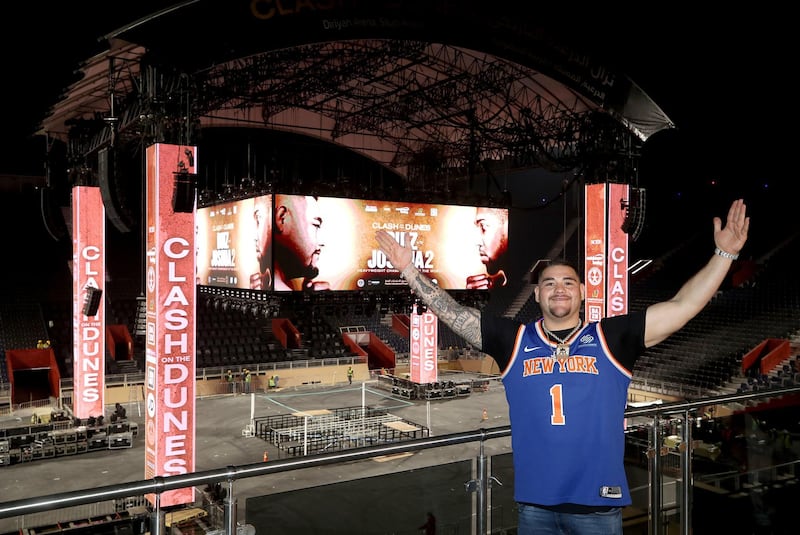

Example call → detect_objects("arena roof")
38 0 673 191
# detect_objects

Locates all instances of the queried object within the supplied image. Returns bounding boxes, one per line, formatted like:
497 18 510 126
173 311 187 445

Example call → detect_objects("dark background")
1 5 794 286
3 6 793 180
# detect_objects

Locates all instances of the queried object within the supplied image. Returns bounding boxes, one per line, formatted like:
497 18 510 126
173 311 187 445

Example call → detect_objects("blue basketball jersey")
500 319 633 506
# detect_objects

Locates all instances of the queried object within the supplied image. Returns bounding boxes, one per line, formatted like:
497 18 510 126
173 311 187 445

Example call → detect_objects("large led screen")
197 194 508 292
196 194 273 289
271 195 508 291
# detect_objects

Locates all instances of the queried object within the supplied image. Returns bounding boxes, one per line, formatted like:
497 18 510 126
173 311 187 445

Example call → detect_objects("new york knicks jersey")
500 319 633 507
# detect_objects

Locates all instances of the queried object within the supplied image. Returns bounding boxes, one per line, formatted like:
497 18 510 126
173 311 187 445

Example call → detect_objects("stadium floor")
1 375 516 533
8 375 780 533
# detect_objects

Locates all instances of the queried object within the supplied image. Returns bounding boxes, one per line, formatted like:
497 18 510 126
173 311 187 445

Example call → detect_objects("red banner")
409 304 438 384
144 144 197 506
607 183 629 316
72 186 105 419
584 183 630 320
584 184 607 323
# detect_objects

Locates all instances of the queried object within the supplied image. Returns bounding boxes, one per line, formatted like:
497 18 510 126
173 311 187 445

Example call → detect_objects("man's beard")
485 258 503 277
258 255 269 274
277 243 319 281
549 307 571 319
302 265 319 279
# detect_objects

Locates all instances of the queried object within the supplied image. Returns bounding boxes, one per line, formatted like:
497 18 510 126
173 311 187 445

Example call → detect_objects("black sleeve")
480 313 524 372
598 310 646 371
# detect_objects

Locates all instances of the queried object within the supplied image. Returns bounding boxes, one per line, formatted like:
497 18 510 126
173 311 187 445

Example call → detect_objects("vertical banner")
607 183 629 317
144 143 197 507
585 183 631 320
409 304 438 384
584 183 607 322
72 185 105 419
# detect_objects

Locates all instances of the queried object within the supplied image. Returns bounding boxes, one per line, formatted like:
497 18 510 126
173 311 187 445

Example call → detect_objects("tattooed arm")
375 230 483 349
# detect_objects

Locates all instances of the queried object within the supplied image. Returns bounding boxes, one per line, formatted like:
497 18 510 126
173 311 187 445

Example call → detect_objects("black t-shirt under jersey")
480 310 647 513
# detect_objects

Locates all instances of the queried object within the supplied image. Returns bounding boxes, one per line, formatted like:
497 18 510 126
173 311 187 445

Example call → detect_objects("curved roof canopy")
40 1 673 191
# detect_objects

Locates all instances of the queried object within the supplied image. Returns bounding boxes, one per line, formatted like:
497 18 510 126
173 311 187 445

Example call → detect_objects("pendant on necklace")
555 343 570 358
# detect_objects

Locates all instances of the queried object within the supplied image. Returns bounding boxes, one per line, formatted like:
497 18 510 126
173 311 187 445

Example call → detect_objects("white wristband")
714 247 739 260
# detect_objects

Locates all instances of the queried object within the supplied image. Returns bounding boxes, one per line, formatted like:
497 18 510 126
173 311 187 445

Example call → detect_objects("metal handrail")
0 427 510 519
1 384 798 535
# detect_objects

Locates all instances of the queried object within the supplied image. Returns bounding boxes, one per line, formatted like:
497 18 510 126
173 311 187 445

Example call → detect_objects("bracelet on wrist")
714 247 739 260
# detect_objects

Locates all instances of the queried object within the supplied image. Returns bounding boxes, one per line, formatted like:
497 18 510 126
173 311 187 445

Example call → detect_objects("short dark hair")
536 259 583 284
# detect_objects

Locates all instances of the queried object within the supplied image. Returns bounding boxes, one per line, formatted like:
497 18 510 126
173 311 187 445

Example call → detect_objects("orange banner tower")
72 185 106 418
409 303 438 384
144 143 197 506
584 183 630 320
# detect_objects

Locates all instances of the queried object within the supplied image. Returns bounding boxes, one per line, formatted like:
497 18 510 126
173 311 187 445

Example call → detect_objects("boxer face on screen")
474 206 508 274
249 195 273 290
253 197 272 273
273 195 324 283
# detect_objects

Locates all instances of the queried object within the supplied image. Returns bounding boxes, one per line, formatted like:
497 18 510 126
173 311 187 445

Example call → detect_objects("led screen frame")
197 193 508 292
196 194 273 290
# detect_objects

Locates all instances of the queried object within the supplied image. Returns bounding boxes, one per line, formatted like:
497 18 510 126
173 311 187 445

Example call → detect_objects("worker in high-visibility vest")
243 369 252 393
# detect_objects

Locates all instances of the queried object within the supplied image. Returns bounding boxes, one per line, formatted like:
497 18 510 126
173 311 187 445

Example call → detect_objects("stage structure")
37 2 674 247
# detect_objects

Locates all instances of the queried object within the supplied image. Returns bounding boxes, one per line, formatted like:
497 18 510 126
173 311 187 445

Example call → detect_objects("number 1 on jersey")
550 384 565 425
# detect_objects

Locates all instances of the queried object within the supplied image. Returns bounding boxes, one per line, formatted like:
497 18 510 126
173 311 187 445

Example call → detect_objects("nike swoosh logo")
523 346 542 352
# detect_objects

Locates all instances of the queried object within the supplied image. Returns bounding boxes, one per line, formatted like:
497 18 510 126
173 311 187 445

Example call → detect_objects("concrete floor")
4 376 752 533
0 376 515 533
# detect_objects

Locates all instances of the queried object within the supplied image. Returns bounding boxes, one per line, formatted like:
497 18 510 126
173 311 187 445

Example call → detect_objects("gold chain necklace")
541 322 582 358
